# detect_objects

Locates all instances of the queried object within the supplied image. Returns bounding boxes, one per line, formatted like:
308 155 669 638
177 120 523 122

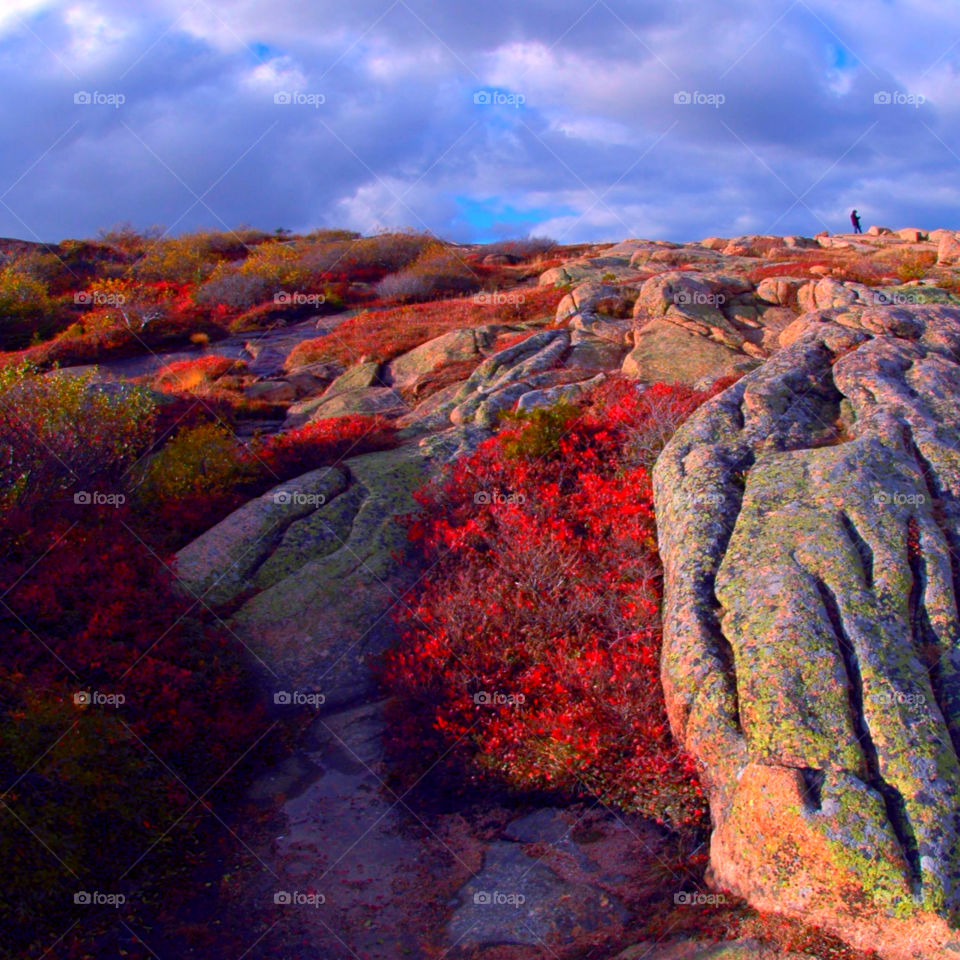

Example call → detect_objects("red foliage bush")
382 378 723 830
139 415 399 549
285 286 565 368
251 414 398 480
153 353 240 392
0 505 264 955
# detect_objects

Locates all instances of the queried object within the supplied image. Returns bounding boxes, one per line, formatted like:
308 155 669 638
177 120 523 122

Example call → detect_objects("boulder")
217 445 428 706
299 386 407 422
899 228 927 243
244 345 287 377
868 225 894 236
556 280 625 324
937 232 960 266
446 841 628 949
755 276 808 312
796 277 875 313
175 467 350 606
516 373 605 412
321 361 383 399
387 327 488 391
449 329 571 425
622 319 757 384
243 380 296 403
654 302 960 960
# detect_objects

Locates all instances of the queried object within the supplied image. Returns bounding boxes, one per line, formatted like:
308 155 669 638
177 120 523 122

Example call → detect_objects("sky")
1 0 959 244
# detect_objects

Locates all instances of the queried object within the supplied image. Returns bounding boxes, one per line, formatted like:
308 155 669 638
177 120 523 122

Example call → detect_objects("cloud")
1 0 960 243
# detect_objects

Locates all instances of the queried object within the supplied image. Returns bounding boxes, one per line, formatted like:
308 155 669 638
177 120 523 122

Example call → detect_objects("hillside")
3 224 960 960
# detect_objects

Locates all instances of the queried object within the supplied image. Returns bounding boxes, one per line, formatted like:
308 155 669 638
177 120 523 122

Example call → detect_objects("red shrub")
153 354 240 392
250 414 398 480
285 286 564 368
0 506 264 954
381 378 723 830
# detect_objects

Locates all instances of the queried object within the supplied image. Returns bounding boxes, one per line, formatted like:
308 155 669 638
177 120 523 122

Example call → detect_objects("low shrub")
895 250 937 283
135 415 398 548
375 247 481 302
479 236 557 261
381 378 723 831
0 361 156 512
285 286 565 368
152 354 243 394
251 414 398 480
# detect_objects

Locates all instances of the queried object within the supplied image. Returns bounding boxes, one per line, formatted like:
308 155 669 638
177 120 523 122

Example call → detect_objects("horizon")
2 1 960 244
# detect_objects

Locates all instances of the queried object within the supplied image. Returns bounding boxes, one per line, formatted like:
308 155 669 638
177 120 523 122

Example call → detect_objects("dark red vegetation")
381 378 731 831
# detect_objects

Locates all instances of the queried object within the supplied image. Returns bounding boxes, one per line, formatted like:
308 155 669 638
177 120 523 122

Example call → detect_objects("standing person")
850 209 863 234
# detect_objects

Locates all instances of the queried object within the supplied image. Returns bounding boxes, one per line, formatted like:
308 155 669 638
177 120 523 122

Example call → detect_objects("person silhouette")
850 209 863 234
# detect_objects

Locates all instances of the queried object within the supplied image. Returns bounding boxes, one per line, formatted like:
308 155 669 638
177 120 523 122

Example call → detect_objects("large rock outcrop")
654 302 960 960
175 444 427 707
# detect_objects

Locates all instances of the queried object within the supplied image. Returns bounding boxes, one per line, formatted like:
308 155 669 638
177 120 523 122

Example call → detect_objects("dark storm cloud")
0 0 958 242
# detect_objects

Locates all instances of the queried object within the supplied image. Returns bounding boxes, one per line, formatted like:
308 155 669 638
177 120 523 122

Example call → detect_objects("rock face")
175 444 427 706
654 302 960 960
